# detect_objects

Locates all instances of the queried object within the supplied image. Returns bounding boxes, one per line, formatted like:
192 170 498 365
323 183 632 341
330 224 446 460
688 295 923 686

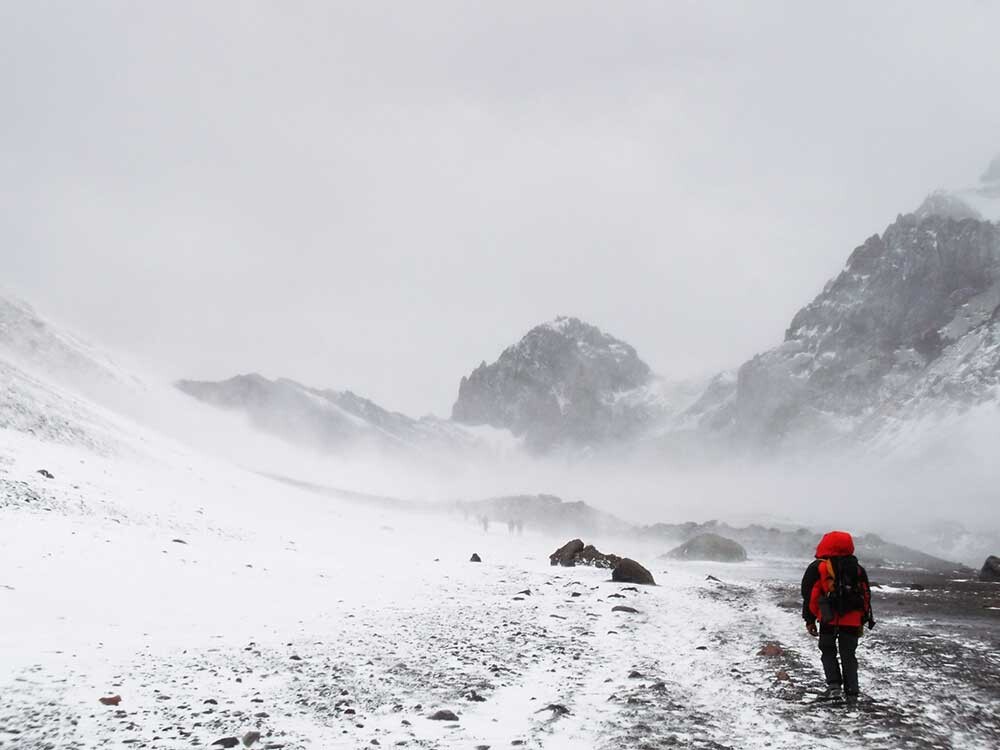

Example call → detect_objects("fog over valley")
3 4 1000 749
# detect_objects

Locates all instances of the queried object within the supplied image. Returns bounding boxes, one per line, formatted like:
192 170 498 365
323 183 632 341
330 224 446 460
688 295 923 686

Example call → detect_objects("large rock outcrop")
665 533 748 562
981 555 1000 582
451 317 659 450
690 194 1000 448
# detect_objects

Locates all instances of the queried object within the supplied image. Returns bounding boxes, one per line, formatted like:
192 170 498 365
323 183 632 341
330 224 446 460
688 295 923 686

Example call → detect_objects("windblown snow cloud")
4 2 1000 415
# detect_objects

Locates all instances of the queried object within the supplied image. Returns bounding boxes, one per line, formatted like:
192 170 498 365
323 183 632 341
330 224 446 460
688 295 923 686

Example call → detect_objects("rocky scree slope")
686 195 1000 448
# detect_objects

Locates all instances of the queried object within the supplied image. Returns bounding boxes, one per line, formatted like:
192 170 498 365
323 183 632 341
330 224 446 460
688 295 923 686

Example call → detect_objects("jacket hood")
815 530 855 557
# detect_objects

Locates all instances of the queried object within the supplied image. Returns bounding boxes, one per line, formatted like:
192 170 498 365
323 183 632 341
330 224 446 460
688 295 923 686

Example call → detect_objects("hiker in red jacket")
800 530 875 701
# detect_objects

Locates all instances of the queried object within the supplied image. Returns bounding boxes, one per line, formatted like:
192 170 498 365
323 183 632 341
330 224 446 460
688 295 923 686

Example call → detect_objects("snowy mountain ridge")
688 194 1000 450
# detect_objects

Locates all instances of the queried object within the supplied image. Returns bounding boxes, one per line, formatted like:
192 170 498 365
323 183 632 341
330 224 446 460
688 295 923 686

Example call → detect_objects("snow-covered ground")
1 298 999 749
3 410 1000 749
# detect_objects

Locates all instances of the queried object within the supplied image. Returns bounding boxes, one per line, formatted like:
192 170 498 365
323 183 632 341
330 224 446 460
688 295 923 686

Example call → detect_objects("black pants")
819 627 859 693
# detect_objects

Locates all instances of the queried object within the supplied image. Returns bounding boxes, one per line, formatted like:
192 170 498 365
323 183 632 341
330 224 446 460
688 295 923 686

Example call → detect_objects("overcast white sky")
4 2 999 416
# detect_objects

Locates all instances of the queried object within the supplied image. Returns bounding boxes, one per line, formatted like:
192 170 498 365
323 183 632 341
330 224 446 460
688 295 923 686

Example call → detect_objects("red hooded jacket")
804 531 871 628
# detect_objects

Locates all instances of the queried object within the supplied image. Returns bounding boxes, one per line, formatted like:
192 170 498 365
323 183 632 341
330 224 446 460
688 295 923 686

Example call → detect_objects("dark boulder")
36 469 54 479
549 539 585 566
666 533 747 563
428 709 459 721
577 544 621 569
981 555 1000 582
612 558 655 585
612 605 639 614
470 553 482 563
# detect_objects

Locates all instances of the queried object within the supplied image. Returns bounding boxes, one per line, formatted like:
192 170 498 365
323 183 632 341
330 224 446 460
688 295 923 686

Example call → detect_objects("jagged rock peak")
451 317 653 449
913 191 983 223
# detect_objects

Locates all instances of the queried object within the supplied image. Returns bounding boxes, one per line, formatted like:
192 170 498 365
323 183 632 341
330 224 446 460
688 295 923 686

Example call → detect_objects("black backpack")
818 555 866 623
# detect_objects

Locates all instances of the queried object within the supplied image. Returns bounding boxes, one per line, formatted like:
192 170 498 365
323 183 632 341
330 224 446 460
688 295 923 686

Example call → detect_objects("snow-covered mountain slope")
177 373 496 457
689 194 1000 450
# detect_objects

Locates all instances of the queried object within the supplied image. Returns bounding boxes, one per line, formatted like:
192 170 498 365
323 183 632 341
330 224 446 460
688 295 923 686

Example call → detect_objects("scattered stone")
980 556 1000 582
535 704 570 716
428 709 459 721
705 575 722 582
666 533 747 562
695 646 708 651
36 469 54 479
515 589 531 596
289 654 302 661
171 538 188 545
777 670 791 682
612 558 655 586
99 695 122 706
212 739 240 749
757 642 783 657
612 605 639 614
470 553 482 563
466 690 486 702
628 670 644 679
242 732 261 747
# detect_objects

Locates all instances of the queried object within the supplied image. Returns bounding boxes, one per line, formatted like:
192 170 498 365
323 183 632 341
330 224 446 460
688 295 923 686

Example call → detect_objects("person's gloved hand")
805 621 818 637
867 616 876 631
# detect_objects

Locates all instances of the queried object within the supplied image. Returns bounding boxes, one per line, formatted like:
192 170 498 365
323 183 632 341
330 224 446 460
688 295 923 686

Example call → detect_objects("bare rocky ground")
3 555 998 750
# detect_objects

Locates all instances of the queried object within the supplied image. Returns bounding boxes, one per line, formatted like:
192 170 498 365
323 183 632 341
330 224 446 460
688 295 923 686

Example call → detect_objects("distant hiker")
800 530 875 702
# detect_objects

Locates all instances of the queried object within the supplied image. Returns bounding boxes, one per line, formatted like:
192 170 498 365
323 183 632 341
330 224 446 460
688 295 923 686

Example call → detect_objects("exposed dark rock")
428 709 459 721
612 558 656 585
612 605 639 614
242 732 261 747
535 704 571 716
98 695 121 706
549 539 585 566
36 469 54 479
666 533 747 563
981 555 1000 582
549 538 625 569
577 544 621 569
211 739 240 749
470 553 482 563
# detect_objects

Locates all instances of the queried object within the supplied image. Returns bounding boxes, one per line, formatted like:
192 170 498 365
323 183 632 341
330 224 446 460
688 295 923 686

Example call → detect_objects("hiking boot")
819 684 843 701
